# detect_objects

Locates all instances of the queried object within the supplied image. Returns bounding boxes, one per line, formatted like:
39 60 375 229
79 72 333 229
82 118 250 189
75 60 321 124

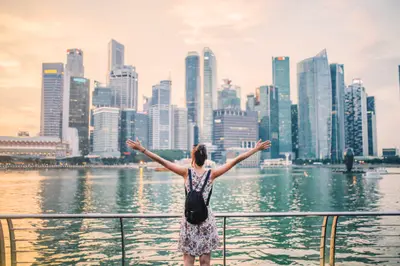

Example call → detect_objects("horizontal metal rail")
1 211 400 219
0 211 399 266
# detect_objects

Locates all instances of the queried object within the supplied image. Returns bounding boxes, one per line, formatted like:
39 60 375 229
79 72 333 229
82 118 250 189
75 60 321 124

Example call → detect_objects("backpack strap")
185 169 193 197
200 170 213 206
206 187 213 207
200 169 211 193
188 168 193 192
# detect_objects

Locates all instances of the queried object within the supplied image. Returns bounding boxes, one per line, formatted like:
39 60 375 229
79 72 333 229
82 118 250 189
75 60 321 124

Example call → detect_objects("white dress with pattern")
177 168 220 256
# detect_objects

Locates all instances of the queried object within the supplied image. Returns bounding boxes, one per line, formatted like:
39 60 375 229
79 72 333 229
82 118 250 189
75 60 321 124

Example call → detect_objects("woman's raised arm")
211 140 271 180
126 139 187 178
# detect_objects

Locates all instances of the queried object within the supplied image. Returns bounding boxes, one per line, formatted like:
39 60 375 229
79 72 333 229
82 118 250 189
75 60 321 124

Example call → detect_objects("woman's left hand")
126 138 145 152
255 139 272 151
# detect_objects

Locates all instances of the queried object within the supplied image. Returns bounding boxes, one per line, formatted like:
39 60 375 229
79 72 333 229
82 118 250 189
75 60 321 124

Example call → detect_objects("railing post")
329 216 339 266
223 216 226 266
7 219 16 266
320 216 329 266
0 220 5 266
119 218 126 266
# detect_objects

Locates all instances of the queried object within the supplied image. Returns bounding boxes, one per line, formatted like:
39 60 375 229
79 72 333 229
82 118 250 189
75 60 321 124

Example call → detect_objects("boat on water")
260 158 292 169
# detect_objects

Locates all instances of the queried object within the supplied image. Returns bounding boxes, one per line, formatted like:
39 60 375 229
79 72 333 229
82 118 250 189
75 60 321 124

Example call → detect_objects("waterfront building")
256 86 279 159
344 79 369 156
135 112 149 149
202 47 217 144
149 80 172 150
291 104 299 159
109 65 138 110
297 49 332 159
213 109 258 163
67 77 90 156
330 64 346 161
246 94 256 112
92 86 114 107
171 106 188 151
218 79 241 110
272 56 292 156
367 96 378 156
0 136 69 159
185 52 201 125
107 39 125 82
41 63 64 138
225 141 260 168
63 49 84 142
92 107 120 158
66 48 84 77
120 109 136 156
382 148 398 158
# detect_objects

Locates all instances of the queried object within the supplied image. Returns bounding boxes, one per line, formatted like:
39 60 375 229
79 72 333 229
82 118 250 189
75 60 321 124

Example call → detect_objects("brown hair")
193 144 207 166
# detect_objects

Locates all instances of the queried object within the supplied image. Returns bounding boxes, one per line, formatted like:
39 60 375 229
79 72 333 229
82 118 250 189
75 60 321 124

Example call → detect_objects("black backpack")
184 169 213 225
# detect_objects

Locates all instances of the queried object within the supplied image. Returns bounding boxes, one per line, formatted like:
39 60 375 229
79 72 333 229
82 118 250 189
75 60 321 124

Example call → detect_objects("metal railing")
0 212 399 265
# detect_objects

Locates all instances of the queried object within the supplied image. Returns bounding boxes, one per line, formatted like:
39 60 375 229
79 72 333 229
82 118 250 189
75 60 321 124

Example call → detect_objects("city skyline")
0 0 399 150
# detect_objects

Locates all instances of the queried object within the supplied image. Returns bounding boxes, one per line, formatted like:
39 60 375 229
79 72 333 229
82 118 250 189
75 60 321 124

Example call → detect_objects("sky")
0 0 399 152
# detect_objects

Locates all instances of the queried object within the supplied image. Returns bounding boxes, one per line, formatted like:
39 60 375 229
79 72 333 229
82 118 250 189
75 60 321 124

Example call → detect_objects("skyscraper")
272 56 292 156
120 109 136 156
90 86 114 151
297 49 332 159
202 47 217 144
66 49 84 77
367 96 378 156
246 94 256 112
135 112 149 148
149 80 172 150
108 39 125 76
217 79 241 110
330 64 346 161
92 86 114 107
171 106 188 151
41 63 64 138
291 104 299 159
69 77 90 156
93 107 120 158
109 65 138 110
213 110 258 163
256 86 279 158
63 49 84 142
143 96 151 114
185 52 201 125
344 79 369 156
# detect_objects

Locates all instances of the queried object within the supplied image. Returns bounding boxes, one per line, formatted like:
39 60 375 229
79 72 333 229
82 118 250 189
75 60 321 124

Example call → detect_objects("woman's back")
184 168 213 202
179 167 219 257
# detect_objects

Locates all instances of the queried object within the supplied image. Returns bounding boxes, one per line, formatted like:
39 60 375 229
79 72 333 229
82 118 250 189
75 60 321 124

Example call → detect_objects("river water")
0 167 399 265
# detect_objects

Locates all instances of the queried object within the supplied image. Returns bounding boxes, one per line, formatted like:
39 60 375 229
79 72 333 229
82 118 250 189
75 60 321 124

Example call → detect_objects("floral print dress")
178 168 220 256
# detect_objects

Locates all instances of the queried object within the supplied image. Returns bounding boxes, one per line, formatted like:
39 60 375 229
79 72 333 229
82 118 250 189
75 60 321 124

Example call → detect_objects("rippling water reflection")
1 167 400 265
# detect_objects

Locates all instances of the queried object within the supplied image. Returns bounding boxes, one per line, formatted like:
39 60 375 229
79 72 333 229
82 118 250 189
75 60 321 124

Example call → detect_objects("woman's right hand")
255 139 271 151
126 138 145 152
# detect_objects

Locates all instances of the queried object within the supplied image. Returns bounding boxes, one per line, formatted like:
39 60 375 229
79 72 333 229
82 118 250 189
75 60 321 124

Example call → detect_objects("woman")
126 138 271 266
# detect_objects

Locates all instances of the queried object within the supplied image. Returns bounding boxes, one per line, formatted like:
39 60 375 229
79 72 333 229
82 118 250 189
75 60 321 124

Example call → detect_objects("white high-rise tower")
108 39 125 78
202 47 217 145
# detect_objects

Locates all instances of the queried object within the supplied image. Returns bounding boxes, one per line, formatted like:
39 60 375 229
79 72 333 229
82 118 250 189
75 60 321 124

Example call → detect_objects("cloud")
171 0 266 45
0 59 20 68
0 13 63 40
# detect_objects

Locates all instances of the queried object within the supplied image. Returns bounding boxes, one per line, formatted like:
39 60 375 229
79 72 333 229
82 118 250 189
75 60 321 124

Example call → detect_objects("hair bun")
193 144 207 166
